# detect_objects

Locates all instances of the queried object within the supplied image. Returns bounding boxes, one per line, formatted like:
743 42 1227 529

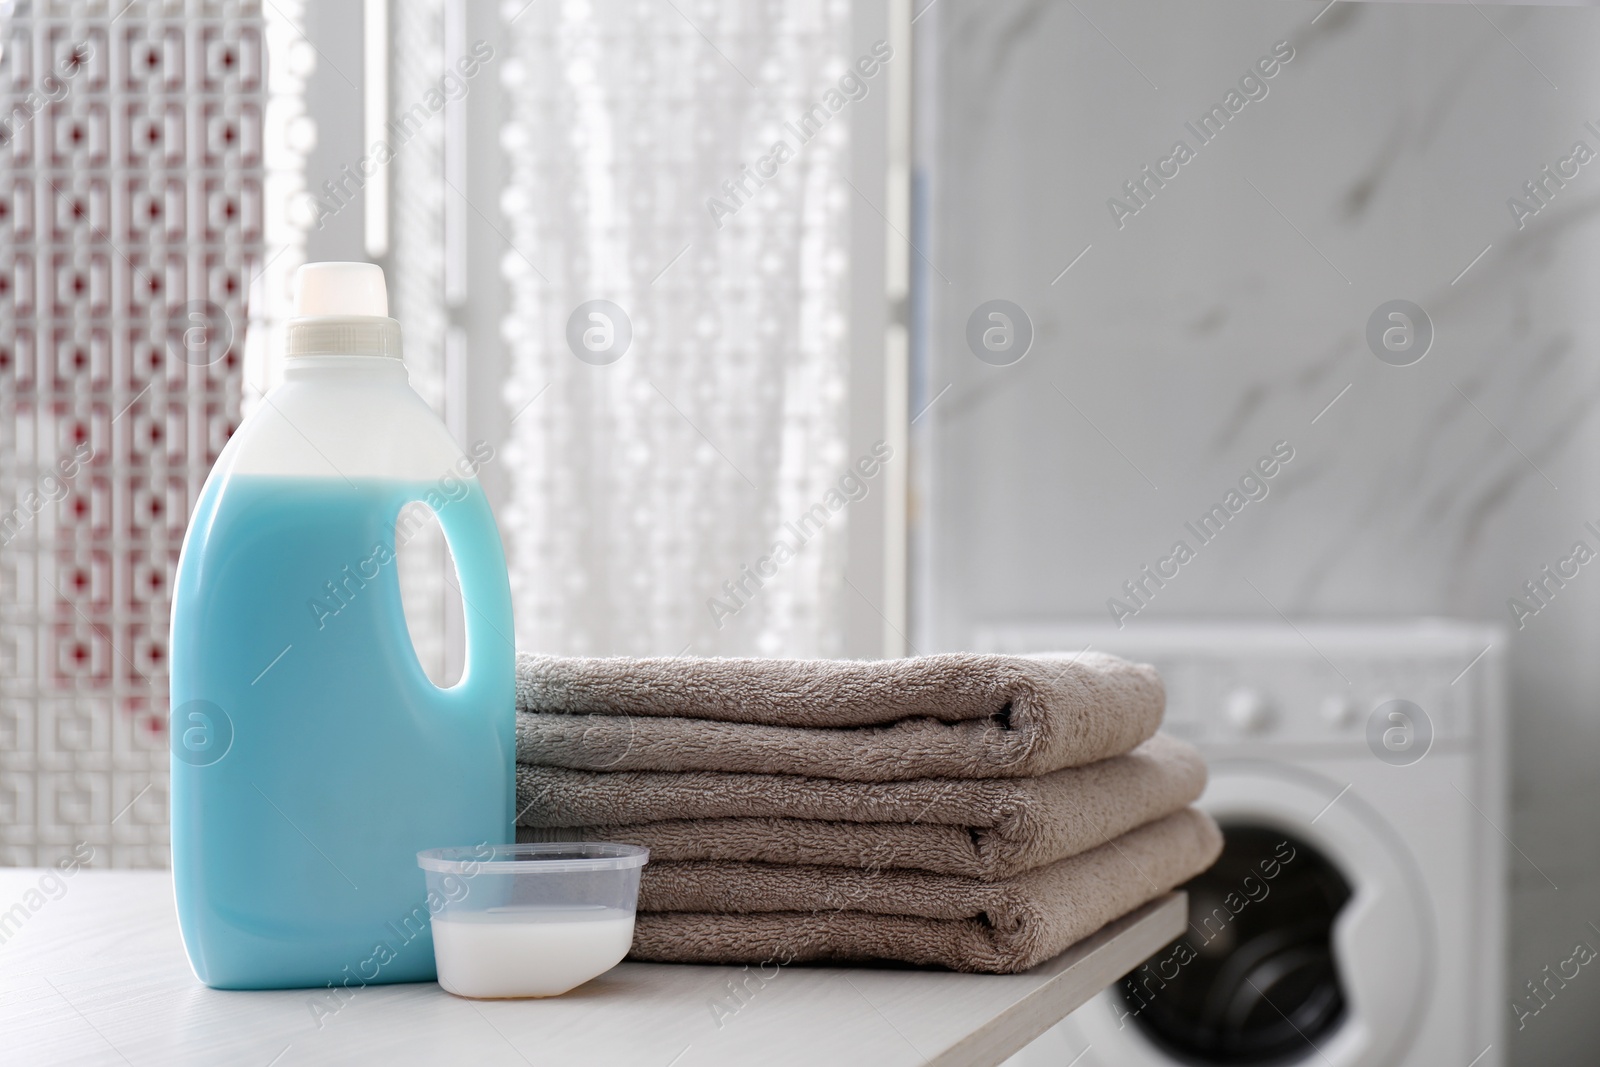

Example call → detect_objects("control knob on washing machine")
1224 688 1274 733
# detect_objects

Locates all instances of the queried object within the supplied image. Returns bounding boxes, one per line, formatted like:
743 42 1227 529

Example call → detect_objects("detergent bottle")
170 262 515 989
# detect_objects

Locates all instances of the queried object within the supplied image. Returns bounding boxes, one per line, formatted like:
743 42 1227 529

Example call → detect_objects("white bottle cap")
286 261 403 359
295 261 389 317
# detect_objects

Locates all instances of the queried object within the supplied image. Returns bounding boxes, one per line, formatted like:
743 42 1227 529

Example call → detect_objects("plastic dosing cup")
417 843 649 999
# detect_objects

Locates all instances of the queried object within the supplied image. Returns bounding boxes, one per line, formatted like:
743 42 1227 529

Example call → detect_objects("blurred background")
3 0 1599 1063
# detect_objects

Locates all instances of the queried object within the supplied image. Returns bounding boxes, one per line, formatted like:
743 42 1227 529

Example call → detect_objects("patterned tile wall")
0 1 266 868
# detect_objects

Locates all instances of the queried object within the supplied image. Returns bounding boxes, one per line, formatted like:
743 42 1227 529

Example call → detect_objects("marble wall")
920 2 1600 1062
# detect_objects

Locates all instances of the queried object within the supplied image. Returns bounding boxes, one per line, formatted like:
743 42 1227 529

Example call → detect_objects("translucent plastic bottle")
170 263 515 990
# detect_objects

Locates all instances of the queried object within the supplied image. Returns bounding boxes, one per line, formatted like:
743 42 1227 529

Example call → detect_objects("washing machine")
979 620 1507 1067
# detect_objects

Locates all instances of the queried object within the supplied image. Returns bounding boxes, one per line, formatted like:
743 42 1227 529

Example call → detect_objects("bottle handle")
423 482 515 707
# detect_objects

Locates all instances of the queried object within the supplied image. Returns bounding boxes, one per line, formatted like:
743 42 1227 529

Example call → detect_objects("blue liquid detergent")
170 474 514 990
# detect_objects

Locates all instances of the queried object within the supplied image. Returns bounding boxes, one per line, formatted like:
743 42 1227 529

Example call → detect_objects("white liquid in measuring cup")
431 906 636 998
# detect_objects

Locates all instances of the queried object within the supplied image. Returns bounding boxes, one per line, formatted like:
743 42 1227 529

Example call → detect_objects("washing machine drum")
1059 765 1433 1067
1118 826 1352 1063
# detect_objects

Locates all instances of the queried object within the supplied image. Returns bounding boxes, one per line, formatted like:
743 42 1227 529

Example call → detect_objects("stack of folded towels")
513 651 1221 974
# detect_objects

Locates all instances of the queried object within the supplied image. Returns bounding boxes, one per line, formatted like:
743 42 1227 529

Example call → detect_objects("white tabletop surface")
0 870 1184 1066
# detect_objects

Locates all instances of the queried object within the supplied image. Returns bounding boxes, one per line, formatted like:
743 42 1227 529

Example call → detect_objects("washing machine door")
1021 762 1433 1067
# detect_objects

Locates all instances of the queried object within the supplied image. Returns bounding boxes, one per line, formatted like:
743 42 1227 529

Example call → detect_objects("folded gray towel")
515 650 1163 780
627 808 1222 973
517 734 1206 879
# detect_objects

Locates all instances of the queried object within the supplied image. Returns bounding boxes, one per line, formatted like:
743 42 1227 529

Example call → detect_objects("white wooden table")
0 870 1183 1066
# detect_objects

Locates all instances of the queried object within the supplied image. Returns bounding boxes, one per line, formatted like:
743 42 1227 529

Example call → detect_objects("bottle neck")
281 354 410 384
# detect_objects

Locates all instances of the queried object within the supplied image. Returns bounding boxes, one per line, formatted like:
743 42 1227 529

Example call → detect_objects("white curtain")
388 0 454 683
499 0 855 657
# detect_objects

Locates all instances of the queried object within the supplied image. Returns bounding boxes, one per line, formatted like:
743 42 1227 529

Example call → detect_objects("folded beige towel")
515 651 1163 780
517 734 1206 879
627 808 1221 973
